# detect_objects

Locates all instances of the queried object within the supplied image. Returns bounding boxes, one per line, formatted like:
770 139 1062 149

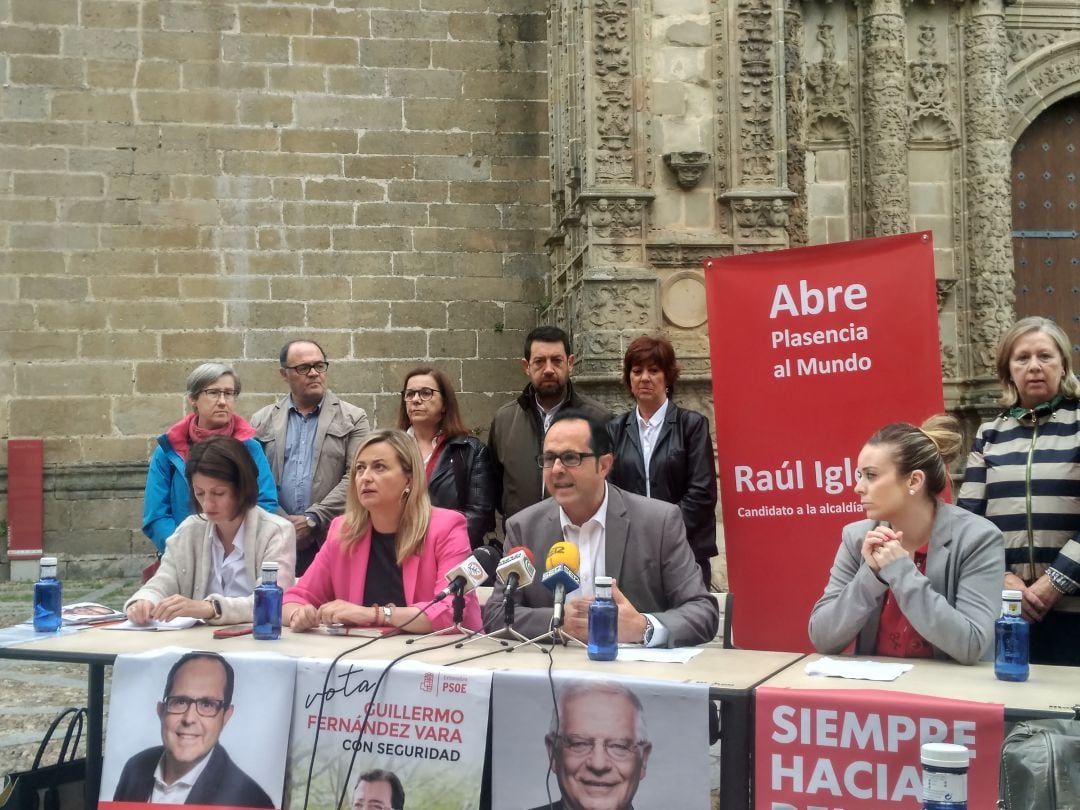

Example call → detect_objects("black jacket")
608 403 718 560
428 434 496 549
488 380 612 520
113 744 274 807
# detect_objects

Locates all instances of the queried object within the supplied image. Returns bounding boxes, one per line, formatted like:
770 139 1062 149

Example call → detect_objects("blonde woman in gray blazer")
809 416 1005 665
126 437 296 626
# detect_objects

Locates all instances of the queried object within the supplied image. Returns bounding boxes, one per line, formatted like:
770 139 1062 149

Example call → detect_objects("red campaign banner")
704 232 944 652
754 686 1004 809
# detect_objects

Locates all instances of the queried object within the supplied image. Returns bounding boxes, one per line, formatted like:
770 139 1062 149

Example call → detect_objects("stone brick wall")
0 0 550 568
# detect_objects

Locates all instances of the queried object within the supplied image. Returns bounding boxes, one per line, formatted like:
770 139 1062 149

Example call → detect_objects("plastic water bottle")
995 589 1029 682
253 561 282 640
33 556 63 633
587 575 618 661
921 743 969 809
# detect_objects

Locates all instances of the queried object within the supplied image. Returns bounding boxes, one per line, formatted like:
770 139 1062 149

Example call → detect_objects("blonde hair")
340 430 432 564
995 316 1080 407
865 414 962 497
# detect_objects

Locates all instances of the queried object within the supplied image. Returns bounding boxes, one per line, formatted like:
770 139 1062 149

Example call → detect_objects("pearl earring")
908 488 915 496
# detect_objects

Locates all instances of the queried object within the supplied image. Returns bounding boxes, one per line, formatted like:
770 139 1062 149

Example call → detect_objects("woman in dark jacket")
397 366 496 549
608 335 718 588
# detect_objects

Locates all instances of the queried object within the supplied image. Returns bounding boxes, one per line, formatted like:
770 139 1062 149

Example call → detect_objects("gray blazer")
251 390 370 528
808 502 1005 665
482 484 719 647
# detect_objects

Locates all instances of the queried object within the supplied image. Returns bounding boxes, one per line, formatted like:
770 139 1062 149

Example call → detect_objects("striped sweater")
957 396 1080 611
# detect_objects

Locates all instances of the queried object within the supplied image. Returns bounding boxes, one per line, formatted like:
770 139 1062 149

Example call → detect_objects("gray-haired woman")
141 362 278 554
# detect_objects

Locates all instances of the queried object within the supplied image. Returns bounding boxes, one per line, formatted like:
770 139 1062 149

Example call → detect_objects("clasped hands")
861 526 909 574
560 581 647 644
1004 571 1061 623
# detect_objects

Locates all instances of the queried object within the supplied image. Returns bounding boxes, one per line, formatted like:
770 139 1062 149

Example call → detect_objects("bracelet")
372 604 382 626
1047 569 1077 595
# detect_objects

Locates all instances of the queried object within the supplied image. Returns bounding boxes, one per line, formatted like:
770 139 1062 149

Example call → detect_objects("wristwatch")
382 605 394 624
641 616 655 646
206 598 222 620
304 514 318 530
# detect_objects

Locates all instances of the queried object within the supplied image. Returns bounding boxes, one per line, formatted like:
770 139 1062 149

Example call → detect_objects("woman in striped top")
957 316 1080 665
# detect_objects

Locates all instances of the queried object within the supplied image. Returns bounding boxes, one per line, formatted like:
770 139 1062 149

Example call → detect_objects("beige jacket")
250 390 370 529
126 507 297 625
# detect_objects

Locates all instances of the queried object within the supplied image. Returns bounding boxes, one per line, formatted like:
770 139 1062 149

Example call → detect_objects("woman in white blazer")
126 436 296 626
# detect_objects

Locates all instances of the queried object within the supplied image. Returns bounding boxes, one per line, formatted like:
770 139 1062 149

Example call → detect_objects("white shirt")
636 399 669 498
535 391 569 496
151 747 214 804
556 484 668 647
207 519 252 598
558 485 609 599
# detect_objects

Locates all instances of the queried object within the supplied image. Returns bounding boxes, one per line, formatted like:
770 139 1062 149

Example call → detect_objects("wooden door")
1011 96 1080 354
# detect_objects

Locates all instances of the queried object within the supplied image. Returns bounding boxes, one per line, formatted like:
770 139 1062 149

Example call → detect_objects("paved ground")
0 576 140 777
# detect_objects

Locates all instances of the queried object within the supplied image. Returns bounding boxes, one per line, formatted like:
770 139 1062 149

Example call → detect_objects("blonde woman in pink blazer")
283 429 481 633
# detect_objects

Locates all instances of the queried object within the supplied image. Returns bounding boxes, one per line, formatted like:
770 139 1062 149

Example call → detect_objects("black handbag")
0 707 87 810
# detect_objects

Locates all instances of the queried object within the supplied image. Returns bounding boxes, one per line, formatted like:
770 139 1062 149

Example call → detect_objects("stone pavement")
0 576 140 776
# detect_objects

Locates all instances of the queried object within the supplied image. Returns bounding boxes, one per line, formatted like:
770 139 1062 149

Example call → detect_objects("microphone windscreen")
545 540 580 572
507 545 535 564
474 544 501 574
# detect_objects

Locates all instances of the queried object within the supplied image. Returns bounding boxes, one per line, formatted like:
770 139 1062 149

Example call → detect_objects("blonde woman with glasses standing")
142 362 278 555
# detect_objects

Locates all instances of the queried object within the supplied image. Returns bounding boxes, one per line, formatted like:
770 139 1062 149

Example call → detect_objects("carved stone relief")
593 0 635 185
735 0 781 188
964 0 1014 377
1007 30 1063 64
784 0 808 246
862 0 911 236
909 23 958 142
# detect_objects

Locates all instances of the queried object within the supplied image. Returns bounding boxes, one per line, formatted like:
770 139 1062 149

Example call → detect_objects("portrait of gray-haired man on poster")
528 680 652 810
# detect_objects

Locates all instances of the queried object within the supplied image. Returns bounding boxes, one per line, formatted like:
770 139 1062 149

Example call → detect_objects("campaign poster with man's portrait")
491 671 710 810
99 647 295 809
287 658 492 810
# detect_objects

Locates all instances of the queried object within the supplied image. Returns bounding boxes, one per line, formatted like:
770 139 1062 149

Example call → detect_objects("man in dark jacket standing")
487 326 611 523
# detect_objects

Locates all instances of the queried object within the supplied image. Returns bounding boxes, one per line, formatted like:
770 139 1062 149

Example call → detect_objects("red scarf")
165 412 257 460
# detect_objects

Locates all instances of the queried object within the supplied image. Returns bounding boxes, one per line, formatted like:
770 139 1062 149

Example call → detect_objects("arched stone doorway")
1011 95 1080 354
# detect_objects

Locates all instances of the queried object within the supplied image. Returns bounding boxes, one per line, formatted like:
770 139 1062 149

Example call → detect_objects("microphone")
541 541 580 629
496 546 536 598
435 545 501 601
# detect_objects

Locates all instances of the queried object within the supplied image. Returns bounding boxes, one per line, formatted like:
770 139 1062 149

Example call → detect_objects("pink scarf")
165 412 257 460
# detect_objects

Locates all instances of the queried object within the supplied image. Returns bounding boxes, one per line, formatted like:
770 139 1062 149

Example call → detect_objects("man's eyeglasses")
536 451 597 468
401 387 440 402
285 361 329 375
556 735 645 760
162 695 227 717
198 388 238 400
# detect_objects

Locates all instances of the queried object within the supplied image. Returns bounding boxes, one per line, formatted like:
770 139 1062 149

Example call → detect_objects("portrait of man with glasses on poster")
111 652 275 807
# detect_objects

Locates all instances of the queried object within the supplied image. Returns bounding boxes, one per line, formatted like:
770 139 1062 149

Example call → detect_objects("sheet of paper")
613 646 704 664
804 656 913 681
100 617 202 631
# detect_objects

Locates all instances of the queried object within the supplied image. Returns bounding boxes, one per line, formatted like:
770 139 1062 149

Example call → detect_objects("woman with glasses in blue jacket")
141 362 278 555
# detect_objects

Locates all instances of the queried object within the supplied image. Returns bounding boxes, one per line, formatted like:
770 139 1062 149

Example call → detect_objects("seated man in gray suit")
482 410 718 647
251 339 369 574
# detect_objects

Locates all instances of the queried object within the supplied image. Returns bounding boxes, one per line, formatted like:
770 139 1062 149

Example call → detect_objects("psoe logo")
440 675 468 695
420 672 436 693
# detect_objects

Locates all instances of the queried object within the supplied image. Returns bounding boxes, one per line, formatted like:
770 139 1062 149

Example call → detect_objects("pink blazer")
283 507 481 631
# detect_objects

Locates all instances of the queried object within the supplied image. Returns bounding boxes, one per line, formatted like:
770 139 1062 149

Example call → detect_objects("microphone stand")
453 594 533 649
444 601 583 666
405 590 482 645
